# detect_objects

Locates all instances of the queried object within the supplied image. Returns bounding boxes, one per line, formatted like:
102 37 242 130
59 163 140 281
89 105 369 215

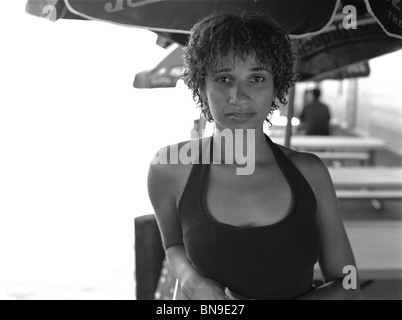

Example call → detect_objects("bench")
336 190 402 211
313 152 370 165
272 136 385 166
329 167 402 189
336 190 402 200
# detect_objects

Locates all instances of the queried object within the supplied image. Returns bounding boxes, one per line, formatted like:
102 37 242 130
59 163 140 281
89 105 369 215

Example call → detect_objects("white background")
0 1 198 300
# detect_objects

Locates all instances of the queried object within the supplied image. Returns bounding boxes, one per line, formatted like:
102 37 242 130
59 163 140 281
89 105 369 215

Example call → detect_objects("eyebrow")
211 67 270 75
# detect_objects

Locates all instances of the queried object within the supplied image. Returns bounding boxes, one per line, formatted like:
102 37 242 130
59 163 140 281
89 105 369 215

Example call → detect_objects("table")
272 136 385 151
329 168 402 190
273 136 386 165
329 167 402 210
314 221 402 280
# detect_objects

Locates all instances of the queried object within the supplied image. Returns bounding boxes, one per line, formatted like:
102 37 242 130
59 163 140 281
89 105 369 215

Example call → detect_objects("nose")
229 82 250 105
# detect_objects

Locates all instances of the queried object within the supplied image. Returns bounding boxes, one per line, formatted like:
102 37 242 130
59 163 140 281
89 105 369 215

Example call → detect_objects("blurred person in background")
299 88 331 135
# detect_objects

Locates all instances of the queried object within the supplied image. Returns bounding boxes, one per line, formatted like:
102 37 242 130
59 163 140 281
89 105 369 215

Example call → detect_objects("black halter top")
177 134 321 300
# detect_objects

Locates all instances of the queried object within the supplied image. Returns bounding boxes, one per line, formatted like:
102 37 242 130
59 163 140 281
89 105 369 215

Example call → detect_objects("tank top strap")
178 137 212 214
196 136 213 165
265 134 299 174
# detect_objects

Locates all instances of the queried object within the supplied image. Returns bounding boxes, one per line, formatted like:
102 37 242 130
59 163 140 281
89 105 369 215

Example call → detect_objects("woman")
147 12 359 300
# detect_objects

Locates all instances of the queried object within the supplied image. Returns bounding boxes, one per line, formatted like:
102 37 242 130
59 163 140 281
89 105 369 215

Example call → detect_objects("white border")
290 0 341 39
364 0 402 40
64 0 341 39
64 0 191 34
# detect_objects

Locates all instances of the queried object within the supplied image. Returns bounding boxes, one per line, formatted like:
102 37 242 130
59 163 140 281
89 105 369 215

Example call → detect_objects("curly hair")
182 12 298 124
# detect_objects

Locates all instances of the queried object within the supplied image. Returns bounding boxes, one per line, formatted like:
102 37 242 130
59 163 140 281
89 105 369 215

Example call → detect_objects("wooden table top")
272 136 386 151
328 167 402 189
315 221 402 280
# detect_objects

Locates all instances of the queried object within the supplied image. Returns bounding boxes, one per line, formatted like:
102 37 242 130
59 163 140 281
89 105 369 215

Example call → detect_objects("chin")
215 118 261 132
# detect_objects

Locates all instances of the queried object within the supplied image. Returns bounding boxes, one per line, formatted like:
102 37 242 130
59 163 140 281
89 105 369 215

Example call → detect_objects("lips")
226 112 256 122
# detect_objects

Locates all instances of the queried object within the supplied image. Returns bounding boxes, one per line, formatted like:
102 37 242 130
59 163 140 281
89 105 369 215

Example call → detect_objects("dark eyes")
215 75 265 84
252 76 265 83
216 77 230 83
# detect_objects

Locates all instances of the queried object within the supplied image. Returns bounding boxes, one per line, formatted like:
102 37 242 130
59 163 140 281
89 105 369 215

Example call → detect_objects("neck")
211 127 272 165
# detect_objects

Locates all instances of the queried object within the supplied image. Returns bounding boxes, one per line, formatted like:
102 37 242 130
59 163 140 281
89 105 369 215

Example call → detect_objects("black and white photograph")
1 0 401 302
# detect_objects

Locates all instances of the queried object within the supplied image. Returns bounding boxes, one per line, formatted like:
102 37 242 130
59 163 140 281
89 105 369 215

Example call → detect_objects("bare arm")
147 146 228 300
167 245 229 300
292 153 360 300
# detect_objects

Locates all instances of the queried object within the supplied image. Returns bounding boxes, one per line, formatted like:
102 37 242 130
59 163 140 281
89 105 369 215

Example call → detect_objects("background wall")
294 50 402 155
356 51 402 155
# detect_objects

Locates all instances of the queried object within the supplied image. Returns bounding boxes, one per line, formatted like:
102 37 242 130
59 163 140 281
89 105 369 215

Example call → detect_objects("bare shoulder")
277 144 322 165
147 138 211 250
148 136 211 206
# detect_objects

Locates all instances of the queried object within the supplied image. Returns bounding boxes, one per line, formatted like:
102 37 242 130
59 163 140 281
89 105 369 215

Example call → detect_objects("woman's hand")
224 287 253 300
224 287 239 300
182 273 229 300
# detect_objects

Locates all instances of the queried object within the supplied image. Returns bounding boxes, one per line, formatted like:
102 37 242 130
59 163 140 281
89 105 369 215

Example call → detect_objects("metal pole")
285 85 296 148
284 39 299 148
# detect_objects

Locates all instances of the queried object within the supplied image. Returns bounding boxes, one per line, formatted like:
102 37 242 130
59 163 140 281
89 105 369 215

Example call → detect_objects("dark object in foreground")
134 214 165 300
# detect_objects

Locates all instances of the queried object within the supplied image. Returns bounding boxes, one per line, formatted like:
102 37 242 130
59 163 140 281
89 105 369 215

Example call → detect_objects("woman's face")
203 53 275 132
